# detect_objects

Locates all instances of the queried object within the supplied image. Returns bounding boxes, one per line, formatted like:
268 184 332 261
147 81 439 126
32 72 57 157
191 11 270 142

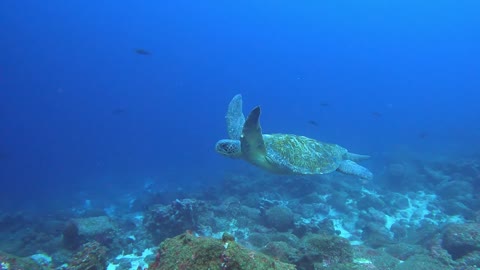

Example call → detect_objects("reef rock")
149 232 296 270
144 198 209 243
265 206 294 232
442 223 480 260
68 241 107 270
0 251 47 270
69 215 116 246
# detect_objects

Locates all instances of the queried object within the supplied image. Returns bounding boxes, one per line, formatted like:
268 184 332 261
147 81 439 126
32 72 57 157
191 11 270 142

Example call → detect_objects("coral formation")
144 199 209 243
298 233 353 269
149 232 296 270
63 221 80 250
0 251 46 270
442 223 480 260
68 241 107 270
265 206 294 232
2 153 480 269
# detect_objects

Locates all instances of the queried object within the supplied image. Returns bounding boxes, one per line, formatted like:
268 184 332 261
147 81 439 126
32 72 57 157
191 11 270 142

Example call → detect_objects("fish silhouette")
112 108 128 115
418 132 428 139
135 49 152 55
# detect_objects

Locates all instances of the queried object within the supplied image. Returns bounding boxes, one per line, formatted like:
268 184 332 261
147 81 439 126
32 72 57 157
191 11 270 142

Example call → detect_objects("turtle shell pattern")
263 134 348 174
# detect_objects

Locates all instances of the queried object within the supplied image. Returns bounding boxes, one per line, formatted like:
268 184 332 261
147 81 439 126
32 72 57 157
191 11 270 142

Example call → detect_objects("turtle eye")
225 144 234 154
220 143 231 153
222 144 228 152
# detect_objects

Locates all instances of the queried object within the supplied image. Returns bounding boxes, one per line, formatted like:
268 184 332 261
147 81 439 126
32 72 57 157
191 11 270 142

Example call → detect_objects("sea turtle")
215 94 373 180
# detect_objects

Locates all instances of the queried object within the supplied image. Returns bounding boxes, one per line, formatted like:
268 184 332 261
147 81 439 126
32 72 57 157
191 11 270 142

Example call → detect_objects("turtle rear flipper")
225 94 245 140
241 106 267 163
345 152 370 162
337 160 373 180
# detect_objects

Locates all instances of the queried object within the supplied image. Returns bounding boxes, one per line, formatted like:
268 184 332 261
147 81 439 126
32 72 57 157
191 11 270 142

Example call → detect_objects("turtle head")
215 139 242 158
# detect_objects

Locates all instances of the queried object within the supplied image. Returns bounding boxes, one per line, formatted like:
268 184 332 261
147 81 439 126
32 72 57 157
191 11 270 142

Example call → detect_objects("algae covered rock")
149 232 296 270
63 220 81 250
144 199 209 243
442 223 480 260
265 206 294 232
305 233 353 263
352 246 400 270
0 251 47 270
73 216 115 237
261 241 298 263
297 233 353 269
68 241 107 270
68 215 116 246
393 254 448 270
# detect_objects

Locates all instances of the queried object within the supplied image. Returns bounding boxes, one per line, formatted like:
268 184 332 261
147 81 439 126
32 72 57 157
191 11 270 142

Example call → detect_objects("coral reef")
149 232 296 270
2 153 480 269
0 251 47 270
63 221 80 250
143 198 209 243
442 223 480 260
296 234 353 269
68 241 107 270
71 216 116 246
264 206 294 232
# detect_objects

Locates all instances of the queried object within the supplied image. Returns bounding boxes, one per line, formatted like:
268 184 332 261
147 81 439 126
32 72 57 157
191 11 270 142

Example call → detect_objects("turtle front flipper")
337 160 373 180
241 106 267 164
225 94 245 140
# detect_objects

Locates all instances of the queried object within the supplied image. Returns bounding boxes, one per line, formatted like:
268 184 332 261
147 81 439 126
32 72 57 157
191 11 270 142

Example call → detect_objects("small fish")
112 108 128 115
371 112 382 118
418 132 428 139
135 49 151 55
308 120 319 127
319 102 329 107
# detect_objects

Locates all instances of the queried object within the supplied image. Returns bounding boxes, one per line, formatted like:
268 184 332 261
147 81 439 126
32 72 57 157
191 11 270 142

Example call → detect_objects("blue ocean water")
1 0 479 216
